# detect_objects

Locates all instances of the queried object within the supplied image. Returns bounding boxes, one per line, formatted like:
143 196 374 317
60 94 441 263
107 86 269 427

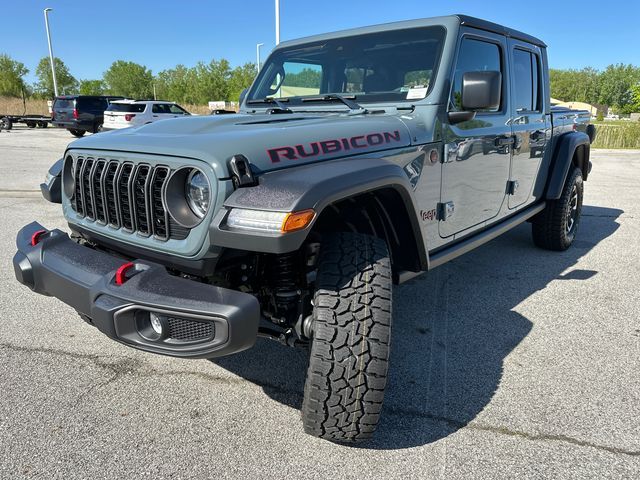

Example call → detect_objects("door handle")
531 130 545 140
495 136 515 146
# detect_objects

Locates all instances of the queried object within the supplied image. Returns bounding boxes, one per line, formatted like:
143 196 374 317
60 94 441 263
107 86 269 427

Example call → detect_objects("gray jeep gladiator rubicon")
14 15 595 443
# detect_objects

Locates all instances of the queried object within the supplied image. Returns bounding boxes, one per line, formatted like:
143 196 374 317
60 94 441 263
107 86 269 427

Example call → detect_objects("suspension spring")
273 252 300 321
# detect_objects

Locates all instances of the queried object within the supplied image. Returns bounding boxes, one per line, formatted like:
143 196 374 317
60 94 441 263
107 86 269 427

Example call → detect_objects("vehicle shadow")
211 205 622 449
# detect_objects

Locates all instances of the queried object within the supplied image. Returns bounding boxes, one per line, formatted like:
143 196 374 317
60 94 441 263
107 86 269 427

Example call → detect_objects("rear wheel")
26 121 36 128
93 123 103 133
302 232 392 443
0 117 12 130
68 129 85 138
532 166 583 251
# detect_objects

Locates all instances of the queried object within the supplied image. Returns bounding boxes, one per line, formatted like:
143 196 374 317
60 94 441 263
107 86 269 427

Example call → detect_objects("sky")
2 0 639 85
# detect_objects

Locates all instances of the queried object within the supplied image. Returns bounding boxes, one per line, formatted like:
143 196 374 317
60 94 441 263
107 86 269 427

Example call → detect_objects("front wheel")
302 232 392 443
532 166 583 251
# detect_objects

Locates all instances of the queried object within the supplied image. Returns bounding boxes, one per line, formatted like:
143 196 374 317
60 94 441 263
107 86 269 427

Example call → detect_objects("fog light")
149 312 164 335
135 311 168 341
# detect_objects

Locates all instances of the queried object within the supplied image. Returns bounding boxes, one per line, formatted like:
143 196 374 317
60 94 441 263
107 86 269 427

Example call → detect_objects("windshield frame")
246 25 447 108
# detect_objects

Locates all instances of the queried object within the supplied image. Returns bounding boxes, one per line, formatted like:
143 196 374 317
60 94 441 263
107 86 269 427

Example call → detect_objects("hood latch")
229 155 257 188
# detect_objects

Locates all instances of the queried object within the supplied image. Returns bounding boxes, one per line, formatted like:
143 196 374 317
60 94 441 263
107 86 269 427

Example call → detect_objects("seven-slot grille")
70 156 180 240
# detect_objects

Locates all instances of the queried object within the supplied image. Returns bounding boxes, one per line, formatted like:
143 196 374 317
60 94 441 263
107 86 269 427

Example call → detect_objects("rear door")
104 103 146 129
151 103 186 121
507 41 549 209
52 97 75 123
439 30 512 238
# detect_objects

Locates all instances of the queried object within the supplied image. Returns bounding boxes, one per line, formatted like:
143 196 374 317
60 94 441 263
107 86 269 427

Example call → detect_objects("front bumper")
13 222 260 359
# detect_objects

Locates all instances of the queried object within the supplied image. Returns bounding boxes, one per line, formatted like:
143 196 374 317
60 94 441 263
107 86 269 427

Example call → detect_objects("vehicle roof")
110 99 176 105
275 14 546 50
55 95 124 99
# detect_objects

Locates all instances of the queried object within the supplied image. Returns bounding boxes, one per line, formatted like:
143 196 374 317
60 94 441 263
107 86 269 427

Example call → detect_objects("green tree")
631 84 640 114
550 67 600 104
0 53 28 97
228 63 257 102
34 56 78 97
155 64 192 103
598 64 640 113
189 59 232 103
103 60 153 98
79 79 105 95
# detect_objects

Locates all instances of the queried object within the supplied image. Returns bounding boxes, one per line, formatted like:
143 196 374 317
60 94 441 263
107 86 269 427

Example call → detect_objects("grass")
0 97 50 116
592 122 640 149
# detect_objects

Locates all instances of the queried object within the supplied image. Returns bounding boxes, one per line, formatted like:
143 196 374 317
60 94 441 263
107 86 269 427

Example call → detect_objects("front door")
508 41 549 209
439 31 512 238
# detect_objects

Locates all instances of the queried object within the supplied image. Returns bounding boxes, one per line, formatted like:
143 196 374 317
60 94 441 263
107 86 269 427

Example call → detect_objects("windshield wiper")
301 94 368 114
246 97 293 113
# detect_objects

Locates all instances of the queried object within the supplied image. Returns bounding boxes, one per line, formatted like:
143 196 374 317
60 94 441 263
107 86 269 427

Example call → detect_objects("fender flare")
209 156 428 268
40 158 63 204
545 131 590 200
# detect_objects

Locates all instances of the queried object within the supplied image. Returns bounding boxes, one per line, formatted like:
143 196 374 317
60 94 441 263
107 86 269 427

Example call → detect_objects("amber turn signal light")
281 209 315 232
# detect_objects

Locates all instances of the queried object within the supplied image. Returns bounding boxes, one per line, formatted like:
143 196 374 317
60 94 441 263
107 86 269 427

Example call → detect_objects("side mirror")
239 88 248 106
461 71 502 111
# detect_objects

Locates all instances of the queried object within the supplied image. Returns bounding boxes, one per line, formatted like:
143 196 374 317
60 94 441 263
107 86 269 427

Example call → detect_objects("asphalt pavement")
0 126 638 479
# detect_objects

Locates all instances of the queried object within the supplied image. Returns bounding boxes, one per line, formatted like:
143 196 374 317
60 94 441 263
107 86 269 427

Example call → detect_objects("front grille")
167 317 215 342
70 156 179 241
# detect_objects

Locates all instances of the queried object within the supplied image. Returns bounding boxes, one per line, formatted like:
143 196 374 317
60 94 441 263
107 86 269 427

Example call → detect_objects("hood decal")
268 130 403 163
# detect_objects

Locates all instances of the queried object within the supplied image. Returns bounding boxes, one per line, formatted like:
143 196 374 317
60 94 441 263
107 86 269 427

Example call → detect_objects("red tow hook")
30 229 48 246
115 262 136 286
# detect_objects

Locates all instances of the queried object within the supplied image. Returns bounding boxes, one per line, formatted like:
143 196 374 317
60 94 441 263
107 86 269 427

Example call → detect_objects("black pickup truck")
14 15 595 443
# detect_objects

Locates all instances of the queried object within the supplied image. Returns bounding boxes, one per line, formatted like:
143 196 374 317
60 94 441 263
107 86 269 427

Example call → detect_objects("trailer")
0 115 52 131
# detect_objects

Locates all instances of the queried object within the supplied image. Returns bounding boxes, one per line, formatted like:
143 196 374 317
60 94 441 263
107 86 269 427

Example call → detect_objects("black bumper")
13 222 260 359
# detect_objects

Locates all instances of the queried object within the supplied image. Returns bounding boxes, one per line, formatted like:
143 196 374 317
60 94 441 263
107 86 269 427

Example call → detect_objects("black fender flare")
545 131 590 200
40 158 63 204
209 156 428 268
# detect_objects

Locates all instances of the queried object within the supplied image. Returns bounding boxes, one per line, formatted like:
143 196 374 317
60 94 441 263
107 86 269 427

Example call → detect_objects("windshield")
248 26 445 106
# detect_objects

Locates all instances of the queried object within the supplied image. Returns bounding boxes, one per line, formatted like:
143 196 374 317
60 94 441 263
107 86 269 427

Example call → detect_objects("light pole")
275 0 280 45
43 8 59 97
256 43 264 71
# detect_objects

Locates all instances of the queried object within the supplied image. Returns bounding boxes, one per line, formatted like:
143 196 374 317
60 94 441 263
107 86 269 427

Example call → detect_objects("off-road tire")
69 129 85 138
302 232 392 443
532 166 583 251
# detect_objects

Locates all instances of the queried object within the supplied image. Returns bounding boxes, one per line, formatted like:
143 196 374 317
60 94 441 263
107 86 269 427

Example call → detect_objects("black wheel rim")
567 184 578 234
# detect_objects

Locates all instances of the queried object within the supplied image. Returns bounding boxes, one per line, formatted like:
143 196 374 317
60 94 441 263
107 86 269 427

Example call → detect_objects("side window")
450 38 502 112
513 49 541 112
275 62 322 97
168 104 188 114
152 104 168 114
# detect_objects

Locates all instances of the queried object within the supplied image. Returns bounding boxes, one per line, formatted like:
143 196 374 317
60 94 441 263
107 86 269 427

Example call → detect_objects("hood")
67 112 414 178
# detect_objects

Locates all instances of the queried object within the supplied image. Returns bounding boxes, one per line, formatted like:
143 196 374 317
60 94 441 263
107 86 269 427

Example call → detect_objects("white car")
102 100 190 130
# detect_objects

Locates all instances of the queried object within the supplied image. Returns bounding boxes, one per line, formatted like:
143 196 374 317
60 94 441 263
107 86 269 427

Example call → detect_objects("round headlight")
185 169 210 218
